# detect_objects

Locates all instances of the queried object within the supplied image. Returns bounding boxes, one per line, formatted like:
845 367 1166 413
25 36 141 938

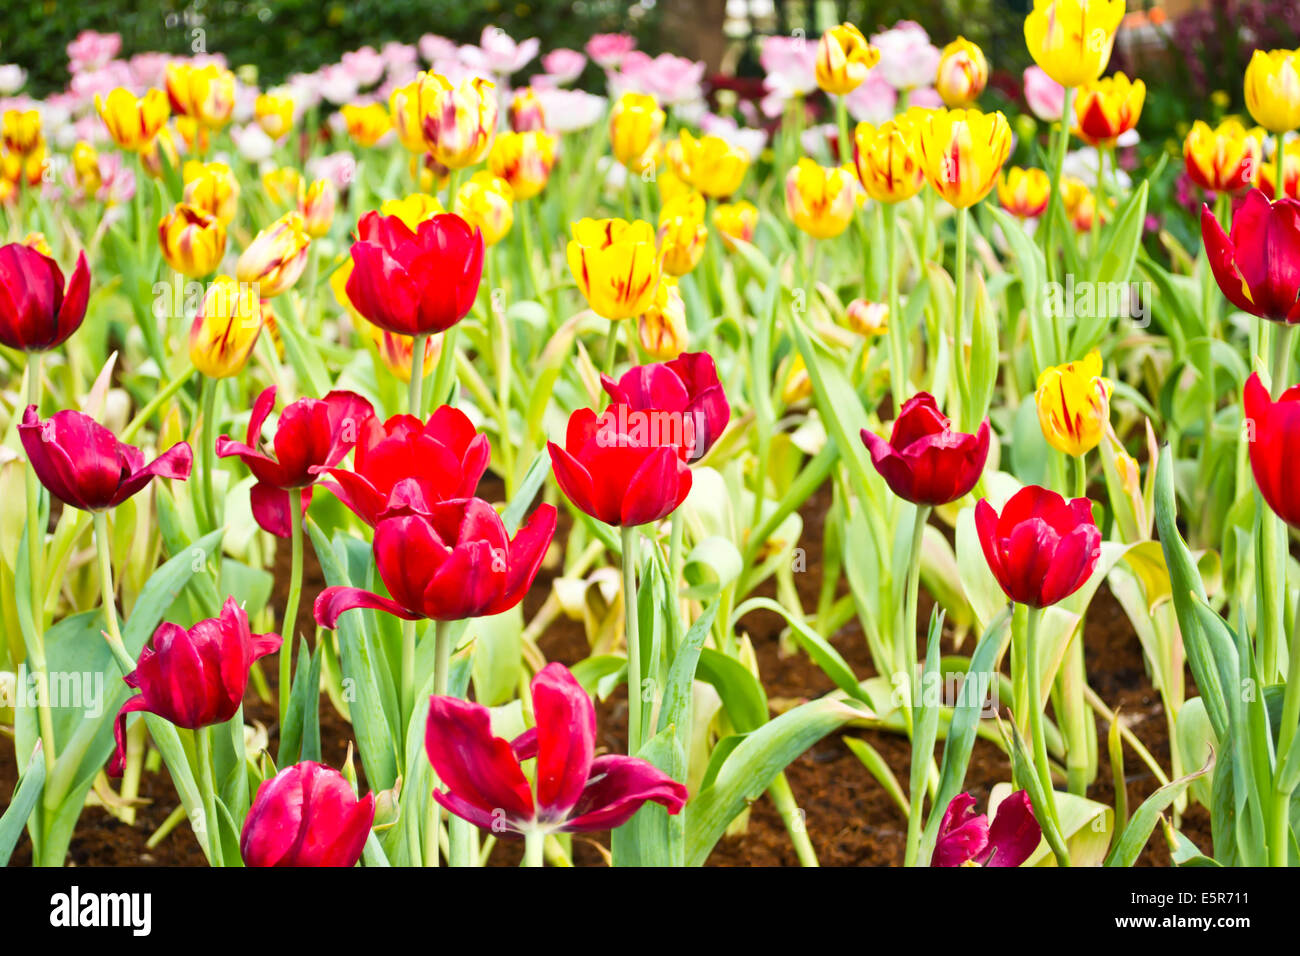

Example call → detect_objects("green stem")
278 489 304 729
953 205 971 427
667 510 685 660
523 829 545 867
1043 86 1076 291
429 328 457 409
834 95 851 168
1261 325 1297 679
1269 784 1291 866
1025 606 1064 841
195 726 222 866
23 354 57 769
883 203 906 412
199 377 219 530
902 504 931 866
400 619 417 732
768 772 818 866
410 333 429 414
1093 146 1107 252
121 368 195 444
426 621 456 867
622 525 643 755
602 321 620 376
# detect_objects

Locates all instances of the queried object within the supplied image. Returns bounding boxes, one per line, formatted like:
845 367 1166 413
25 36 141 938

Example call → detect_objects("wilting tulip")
425 662 687 836
678 129 749 199
189 275 264 378
1073 73 1144 147
299 179 337 238
785 159 857 239
19 406 192 513
388 79 425 153
379 192 445 229
1201 189 1300 323
1 109 41 156
567 217 661 320
1184 119 1263 195
932 791 1041 867
315 497 556 625
976 485 1101 608
816 23 880 95
241 761 375 868
95 88 169 151
1061 175 1096 231
915 108 1011 208
262 165 304 206
860 393 989 505
998 166 1051 219
1244 372 1300 528
165 62 236 128
1023 0 1125 89
657 192 708 276
601 351 730 461
609 92 665 169
548 402 693 526
0 243 90 352
1034 350 1113 457
487 130 557 200
158 202 226 279
1245 49 1300 134
236 211 311 298
346 210 484 335
315 407 489 526
935 37 988 108
255 92 295 139
846 299 889 337
418 74 498 169
637 279 688 359
454 172 514 246
217 386 374 537
110 598 279 775
853 119 925 203
509 86 547 133
341 102 392 148
182 161 240 225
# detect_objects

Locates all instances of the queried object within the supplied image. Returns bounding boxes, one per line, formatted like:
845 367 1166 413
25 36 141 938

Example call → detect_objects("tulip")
315 406 490 526
379 192 445 230
1023 65 1066 122
846 299 889 338
975 485 1101 608
915 108 1012 208
678 129 749 199
1244 371 1300 528
255 92 295 139
932 790 1041 867
165 62 236 128
1201 189 1300 324
1245 49 1300 134
424 662 687 839
174 115 210 155
935 37 988 108
340 102 392 148
816 23 880 95
860 393 989 505
388 78 426 153
262 166 304 206
2 109 41 156
657 192 708 276
189 275 264 379
299 179 337 238
712 200 759 249
566 217 661 321
998 166 1051 219
1034 350 1113 457
454 172 514 246
1062 175 1096 232
487 130 557 200
1073 73 1144 147
158 202 226 279
601 351 730 462
182 161 240 225
109 598 280 775
19 404 192 513
216 385 374 537
236 211 311 298
1024 0 1125 89
71 142 102 195
95 88 169 151
0 243 90 352
509 87 547 133
637 279 688 359
346 210 484 336
241 761 375 867
785 159 857 240
609 92 665 169
314 497 556 625
852 119 925 203
418 73 498 169
364 321 440 384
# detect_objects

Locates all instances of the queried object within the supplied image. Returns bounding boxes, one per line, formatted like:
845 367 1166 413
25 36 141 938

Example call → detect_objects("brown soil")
1 480 1210 867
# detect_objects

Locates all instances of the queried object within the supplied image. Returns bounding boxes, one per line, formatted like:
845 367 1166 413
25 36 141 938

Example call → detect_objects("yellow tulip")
1184 118 1263 194
341 102 392 148
936 37 989 108
164 62 236 128
454 172 514 246
567 218 661 320
366 319 440 384
1 109 41 156
637 278 688 360
388 79 425 153
174 115 211 155
845 299 889 338
678 129 749 198
418 73 498 169
299 179 337 238
236 212 311 298
1245 49 1300 133
158 202 226 279
852 119 925 203
411 153 451 193
139 127 180 180
782 353 813 404
255 92 295 139
609 92 665 170
1061 176 1096 232
657 192 708 276
997 166 1051 219
1073 73 1145 147
784 159 857 239
1035 349 1113 457
816 23 880 95
712 200 759 250
380 192 446 230
915 108 1012 208
95 88 169 151
262 166 304 206
190 275 263 378
487 130 557 200
182 161 240 225
1024 0 1124 88
71 141 101 194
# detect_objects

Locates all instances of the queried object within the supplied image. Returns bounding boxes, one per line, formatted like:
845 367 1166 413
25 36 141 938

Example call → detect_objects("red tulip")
345 211 484 336
600 351 731 461
1245 371 1300 527
0 244 90 352
110 598 280 776
314 497 556 626
240 761 375 868
547 403 692 527
860 393 990 505
19 405 192 512
932 790 1041 867
1201 189 1300 324
975 485 1101 608
216 385 374 537
313 407 490 526
425 662 687 835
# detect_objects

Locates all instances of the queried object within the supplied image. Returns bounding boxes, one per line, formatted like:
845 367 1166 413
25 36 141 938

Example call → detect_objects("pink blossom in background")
845 72 898 124
871 21 942 91
307 152 358 192
419 34 460 64
461 26 539 76
286 73 324 111
67 30 121 74
760 34 818 105
130 52 173 89
342 46 387 87
800 123 840 161
700 113 766 156
612 51 704 106
231 123 275 163
586 33 636 69
541 48 587 86
317 65 360 105
1023 66 1065 122
381 42 419 72
96 152 136 205
233 82 258 124
0 65 28 96
69 61 134 104
533 87 607 133
908 87 944 110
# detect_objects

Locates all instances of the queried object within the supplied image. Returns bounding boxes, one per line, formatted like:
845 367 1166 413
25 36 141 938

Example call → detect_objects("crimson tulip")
0 243 90 352
547 403 692 527
240 761 375 868
216 385 374 537
314 497 556 626
931 790 1040 867
425 662 688 835
1201 189 1300 324
314 406 490 526
19 405 193 512
860 393 990 505
975 485 1101 608
600 351 731 461
110 598 280 775
1245 371 1300 527
345 210 484 336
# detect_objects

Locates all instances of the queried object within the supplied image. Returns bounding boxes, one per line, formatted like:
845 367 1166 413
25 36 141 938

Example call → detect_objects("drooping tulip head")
932 790 1041 867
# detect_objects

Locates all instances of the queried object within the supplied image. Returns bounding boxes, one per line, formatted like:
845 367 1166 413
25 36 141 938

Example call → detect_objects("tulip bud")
255 91 295 139
487 130 557 200
182 161 240 225
236 212 311 298
678 129 749 198
95 88 169 152
862 393 989 505
1184 119 1263 195
454 172 514 246
341 102 392 148
1061 175 1096 232
418 74 498 169
712 200 759 250
300 178 337 238
1024 0 1124 89
853 119 925 203
935 37 988 108
609 92 665 169
509 87 547 133
165 62 236 128
241 762 375 867
190 275 264 378
1245 49 1300 134
657 192 708 276
998 166 1051 219
1035 350 1113 457
785 159 857 239
976 486 1100 608
816 23 880 95
846 299 889 338
567 217 662 320
637 279 688 359
159 202 227 279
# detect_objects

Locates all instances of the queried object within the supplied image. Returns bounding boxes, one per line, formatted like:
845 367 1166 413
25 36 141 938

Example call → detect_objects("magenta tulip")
860 393 990 505
240 761 375 868
0 244 90 352
932 790 1041 867
975 485 1101 608
600 351 731 461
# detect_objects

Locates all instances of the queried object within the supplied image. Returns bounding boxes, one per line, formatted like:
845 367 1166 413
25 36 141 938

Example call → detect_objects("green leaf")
1105 751 1215 867
0 745 45 866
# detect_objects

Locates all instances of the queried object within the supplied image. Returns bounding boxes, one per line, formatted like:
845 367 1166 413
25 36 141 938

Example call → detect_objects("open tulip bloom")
241 761 376 868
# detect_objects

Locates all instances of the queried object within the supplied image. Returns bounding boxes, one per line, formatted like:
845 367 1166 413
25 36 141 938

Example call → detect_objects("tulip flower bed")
2 3 1300 871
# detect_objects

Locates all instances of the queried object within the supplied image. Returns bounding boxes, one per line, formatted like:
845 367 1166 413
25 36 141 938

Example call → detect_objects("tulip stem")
430 328 458 408
1277 132 1287 203
834 95 851 168
523 829 545 867
279 490 305 730
622 526 644 755
1024 606 1064 843
902 504 931 867
883 203 906 414
93 512 123 646
1260 324 1297 680
1271 587 1300 866
410 333 429 414
602 322 620 376
22 354 57 768
195 726 222 866
199 377 219 531
952 205 971 429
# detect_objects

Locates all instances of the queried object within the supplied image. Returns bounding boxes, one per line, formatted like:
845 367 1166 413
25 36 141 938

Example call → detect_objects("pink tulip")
341 46 386 87
871 22 942 91
67 30 121 73
462 26 539 76
932 791 1041 867
541 48 587 86
760 34 818 101
845 72 898 124
586 33 637 69
1024 66 1066 123
241 761 375 867
533 88 606 133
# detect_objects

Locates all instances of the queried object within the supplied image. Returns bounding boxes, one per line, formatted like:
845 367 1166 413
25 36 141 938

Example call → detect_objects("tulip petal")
425 694 535 826
111 441 194 507
314 585 421 628
561 754 689 832
984 789 1041 867
531 663 596 820
250 482 311 539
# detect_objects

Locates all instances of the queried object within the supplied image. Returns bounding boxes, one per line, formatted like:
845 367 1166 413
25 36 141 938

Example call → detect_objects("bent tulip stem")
622 525 643 755
23 353 57 766
279 491 305 729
